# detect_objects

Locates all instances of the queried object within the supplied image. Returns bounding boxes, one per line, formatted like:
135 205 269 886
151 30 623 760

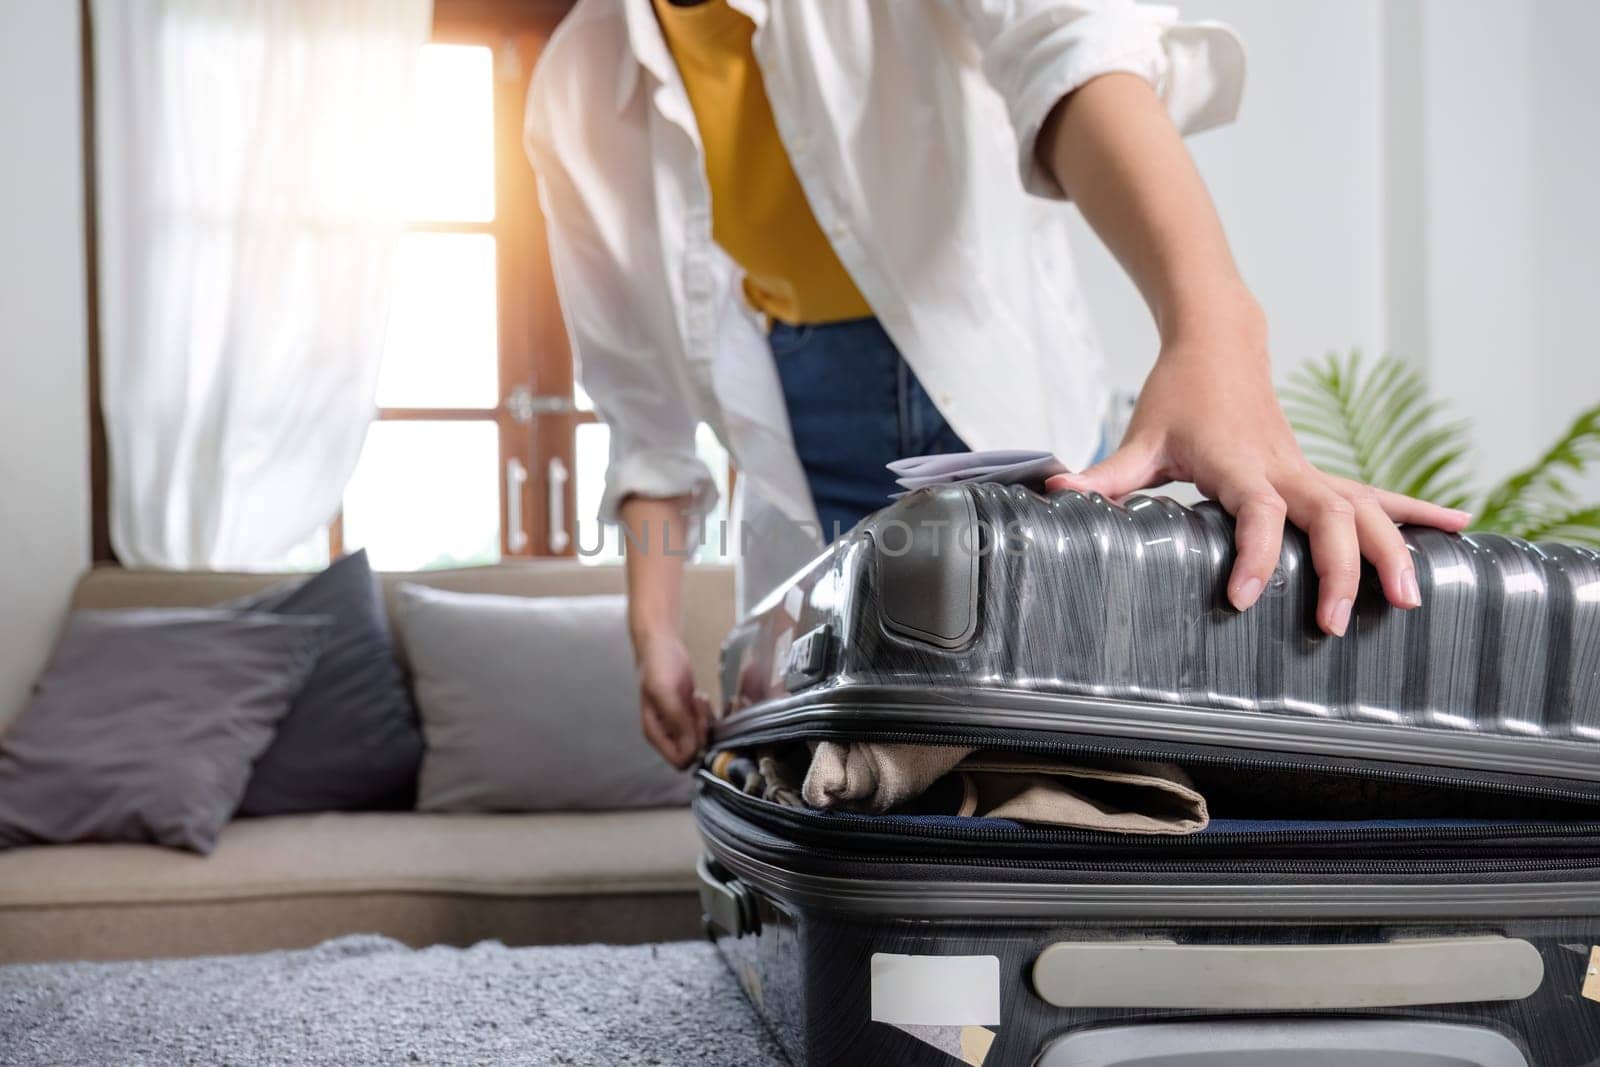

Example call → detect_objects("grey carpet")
0 936 789 1066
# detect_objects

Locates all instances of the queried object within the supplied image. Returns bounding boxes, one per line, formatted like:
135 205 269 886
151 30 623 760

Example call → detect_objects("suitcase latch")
783 624 832 691
697 856 760 939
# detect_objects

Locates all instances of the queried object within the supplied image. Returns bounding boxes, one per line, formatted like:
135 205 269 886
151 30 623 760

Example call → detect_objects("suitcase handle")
1036 1020 1530 1067
1032 935 1544 1010
697 855 760 939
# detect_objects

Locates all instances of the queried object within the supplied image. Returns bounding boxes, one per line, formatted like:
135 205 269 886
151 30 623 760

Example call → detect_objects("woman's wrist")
630 616 682 660
1152 278 1267 363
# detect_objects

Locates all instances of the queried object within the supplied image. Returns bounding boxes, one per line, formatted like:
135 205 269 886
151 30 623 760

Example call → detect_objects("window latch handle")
504 385 577 424
547 457 570 554
506 457 530 553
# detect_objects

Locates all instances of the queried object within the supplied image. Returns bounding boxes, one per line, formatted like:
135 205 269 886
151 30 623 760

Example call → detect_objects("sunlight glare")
407 44 495 222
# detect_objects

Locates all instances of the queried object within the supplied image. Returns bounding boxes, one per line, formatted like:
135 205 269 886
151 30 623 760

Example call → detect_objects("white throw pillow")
396 585 691 812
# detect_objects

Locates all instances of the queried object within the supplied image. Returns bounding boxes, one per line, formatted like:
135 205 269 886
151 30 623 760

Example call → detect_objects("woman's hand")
1038 75 1469 633
636 629 711 769
618 493 709 767
1046 288 1470 635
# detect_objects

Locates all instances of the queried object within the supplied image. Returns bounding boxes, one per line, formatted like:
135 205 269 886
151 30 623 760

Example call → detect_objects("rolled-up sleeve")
940 0 1246 198
524 31 717 528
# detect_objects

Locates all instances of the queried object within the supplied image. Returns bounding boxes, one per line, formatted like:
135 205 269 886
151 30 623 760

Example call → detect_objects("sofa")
0 561 736 964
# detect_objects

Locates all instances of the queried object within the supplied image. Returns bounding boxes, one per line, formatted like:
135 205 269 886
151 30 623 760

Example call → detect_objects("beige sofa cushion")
0 810 706 963
0 809 703 908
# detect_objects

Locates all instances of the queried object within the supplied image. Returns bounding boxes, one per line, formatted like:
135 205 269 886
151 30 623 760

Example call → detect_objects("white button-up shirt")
525 0 1243 602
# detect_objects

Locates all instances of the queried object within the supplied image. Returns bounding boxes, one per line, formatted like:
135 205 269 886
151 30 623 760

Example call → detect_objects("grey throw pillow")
397 585 691 813
230 550 422 816
0 609 329 853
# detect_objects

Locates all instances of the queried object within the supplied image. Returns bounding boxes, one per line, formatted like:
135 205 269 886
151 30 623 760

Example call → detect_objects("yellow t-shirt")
653 0 871 326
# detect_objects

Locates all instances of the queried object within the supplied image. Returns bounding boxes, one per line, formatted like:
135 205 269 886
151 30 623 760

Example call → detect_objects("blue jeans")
770 317 970 542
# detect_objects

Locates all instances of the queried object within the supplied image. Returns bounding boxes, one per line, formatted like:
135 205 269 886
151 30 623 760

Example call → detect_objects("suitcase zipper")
695 790 1600 878
709 724 1600 806
699 771 1600 859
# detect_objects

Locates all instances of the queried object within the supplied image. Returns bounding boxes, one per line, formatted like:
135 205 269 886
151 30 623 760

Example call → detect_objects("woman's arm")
526 54 716 764
619 494 709 768
1037 72 1469 635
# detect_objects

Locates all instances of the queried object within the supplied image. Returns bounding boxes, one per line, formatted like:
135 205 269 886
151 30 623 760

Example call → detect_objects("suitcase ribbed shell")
718 485 1600 781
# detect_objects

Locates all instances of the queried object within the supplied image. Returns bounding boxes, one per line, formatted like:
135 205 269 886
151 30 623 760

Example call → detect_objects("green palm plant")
1281 351 1600 548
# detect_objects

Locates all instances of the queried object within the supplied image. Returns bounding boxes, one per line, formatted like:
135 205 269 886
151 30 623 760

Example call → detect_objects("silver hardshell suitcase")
697 485 1600 1066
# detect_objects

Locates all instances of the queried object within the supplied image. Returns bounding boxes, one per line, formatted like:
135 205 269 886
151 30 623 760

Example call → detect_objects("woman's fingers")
641 698 688 768
1277 474 1441 632
1044 437 1164 500
1350 489 1421 608
1214 471 1430 623
691 690 713 747
1277 476 1362 636
1215 482 1287 611
1366 485 1472 531
1327 477 1457 609
642 683 699 769
636 637 707 768
1041 440 1467 632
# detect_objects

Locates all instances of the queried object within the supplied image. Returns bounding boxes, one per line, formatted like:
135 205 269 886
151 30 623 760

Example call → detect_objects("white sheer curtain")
92 0 432 568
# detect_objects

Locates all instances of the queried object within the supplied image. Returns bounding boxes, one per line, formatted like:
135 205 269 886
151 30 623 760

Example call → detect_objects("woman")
524 0 1469 767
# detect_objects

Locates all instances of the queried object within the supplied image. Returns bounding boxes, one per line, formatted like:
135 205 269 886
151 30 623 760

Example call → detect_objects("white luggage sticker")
1584 946 1600 1003
870 953 1000 1026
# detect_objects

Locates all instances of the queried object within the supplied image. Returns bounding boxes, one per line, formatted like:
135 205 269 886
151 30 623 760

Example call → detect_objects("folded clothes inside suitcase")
712 743 1212 833
696 485 1600 1067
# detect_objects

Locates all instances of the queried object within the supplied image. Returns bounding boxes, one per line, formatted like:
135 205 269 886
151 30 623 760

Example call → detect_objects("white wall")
0 2 90 720
1069 0 1600 505
1070 0 1389 396
1415 0 1600 495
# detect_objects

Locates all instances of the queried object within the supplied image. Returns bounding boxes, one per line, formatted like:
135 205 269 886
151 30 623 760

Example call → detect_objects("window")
336 40 510 571
327 12 730 570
